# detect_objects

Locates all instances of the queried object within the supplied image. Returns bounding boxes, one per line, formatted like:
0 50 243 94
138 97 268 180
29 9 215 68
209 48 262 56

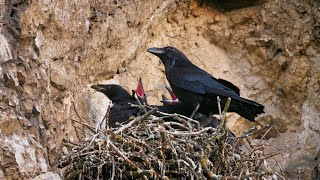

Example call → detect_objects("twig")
73 126 94 137
62 139 80 147
109 140 140 170
114 107 157 135
225 172 267 179
134 94 147 113
160 127 215 136
274 172 287 180
62 93 283 179
211 97 231 141
125 136 152 149
221 97 231 128
236 124 273 140
178 159 199 180
259 124 275 144
71 118 100 133
111 156 115 180
72 99 87 123
243 152 281 161
163 121 189 130
65 169 83 180
80 132 101 153
217 96 222 120
202 158 220 180
122 170 156 178
71 150 100 158
274 158 284 173
154 110 200 129
70 98 85 138
100 104 111 129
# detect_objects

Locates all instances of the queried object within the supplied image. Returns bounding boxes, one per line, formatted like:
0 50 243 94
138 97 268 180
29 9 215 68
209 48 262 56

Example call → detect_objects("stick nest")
60 105 281 180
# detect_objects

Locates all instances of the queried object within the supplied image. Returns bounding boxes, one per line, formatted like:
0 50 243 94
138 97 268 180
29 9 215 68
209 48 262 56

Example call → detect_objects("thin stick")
225 172 267 179
122 170 156 178
163 121 189 130
155 110 200 129
109 140 140 170
134 94 147 113
71 118 99 133
217 96 222 120
236 124 273 140
221 97 231 127
111 156 115 180
81 132 101 152
244 152 281 161
114 107 157 135
73 126 94 137
178 159 199 180
161 127 215 136
217 97 231 134
72 100 86 123
100 104 111 129
259 124 275 144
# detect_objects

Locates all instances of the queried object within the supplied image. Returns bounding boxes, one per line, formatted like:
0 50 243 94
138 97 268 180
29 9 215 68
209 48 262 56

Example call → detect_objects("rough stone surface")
32 172 62 180
0 0 319 179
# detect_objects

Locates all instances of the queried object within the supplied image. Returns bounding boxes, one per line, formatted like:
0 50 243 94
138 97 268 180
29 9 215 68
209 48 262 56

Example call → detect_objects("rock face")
0 0 319 179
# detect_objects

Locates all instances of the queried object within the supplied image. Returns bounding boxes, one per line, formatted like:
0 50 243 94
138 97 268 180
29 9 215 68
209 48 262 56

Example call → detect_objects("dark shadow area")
198 0 266 11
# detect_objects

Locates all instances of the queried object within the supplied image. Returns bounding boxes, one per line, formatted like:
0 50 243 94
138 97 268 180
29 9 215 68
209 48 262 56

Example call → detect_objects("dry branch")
61 100 283 179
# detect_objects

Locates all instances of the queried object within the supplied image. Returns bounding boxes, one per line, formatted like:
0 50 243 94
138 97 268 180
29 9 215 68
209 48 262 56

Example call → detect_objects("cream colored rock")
32 172 62 180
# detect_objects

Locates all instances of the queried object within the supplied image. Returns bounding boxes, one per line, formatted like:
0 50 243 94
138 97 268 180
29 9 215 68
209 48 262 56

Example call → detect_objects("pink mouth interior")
136 79 145 98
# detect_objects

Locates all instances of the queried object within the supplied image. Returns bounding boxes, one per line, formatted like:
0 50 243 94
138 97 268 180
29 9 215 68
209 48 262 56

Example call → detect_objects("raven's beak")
135 78 145 98
91 84 105 92
131 90 136 97
147 47 166 56
165 86 178 100
161 94 179 105
160 99 177 105
160 98 171 104
161 94 169 101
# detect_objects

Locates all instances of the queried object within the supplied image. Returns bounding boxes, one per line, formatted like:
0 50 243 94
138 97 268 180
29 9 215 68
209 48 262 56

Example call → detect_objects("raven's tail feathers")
230 98 265 122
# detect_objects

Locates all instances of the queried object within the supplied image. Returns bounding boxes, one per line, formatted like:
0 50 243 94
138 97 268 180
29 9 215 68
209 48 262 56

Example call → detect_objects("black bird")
161 91 237 145
161 86 220 128
91 81 145 127
147 46 264 121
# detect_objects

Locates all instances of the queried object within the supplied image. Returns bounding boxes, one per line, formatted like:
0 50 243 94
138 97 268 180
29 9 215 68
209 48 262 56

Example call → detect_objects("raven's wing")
108 100 140 127
167 66 241 100
217 78 240 95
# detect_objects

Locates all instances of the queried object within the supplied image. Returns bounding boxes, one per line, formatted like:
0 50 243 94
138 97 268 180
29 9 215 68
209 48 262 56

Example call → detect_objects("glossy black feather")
147 46 264 121
91 84 140 127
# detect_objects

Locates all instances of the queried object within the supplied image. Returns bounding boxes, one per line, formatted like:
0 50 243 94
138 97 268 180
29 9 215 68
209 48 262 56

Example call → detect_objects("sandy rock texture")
0 0 319 179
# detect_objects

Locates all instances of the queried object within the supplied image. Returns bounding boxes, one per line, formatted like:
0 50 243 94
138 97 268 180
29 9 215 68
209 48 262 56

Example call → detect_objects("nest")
60 100 282 179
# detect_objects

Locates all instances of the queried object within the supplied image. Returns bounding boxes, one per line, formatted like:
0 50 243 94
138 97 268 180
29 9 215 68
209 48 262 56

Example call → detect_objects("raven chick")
147 46 264 121
91 82 144 127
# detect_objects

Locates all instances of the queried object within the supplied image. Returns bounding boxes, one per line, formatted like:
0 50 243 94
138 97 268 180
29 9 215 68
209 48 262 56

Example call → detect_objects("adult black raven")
147 46 264 121
91 81 145 127
161 86 220 128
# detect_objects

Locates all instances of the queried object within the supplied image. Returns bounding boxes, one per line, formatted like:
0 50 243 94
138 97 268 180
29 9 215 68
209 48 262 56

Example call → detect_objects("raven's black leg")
190 103 200 119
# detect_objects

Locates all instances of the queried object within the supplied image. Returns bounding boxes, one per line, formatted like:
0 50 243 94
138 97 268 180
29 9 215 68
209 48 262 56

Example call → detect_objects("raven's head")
131 78 147 104
147 46 191 70
91 84 131 102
